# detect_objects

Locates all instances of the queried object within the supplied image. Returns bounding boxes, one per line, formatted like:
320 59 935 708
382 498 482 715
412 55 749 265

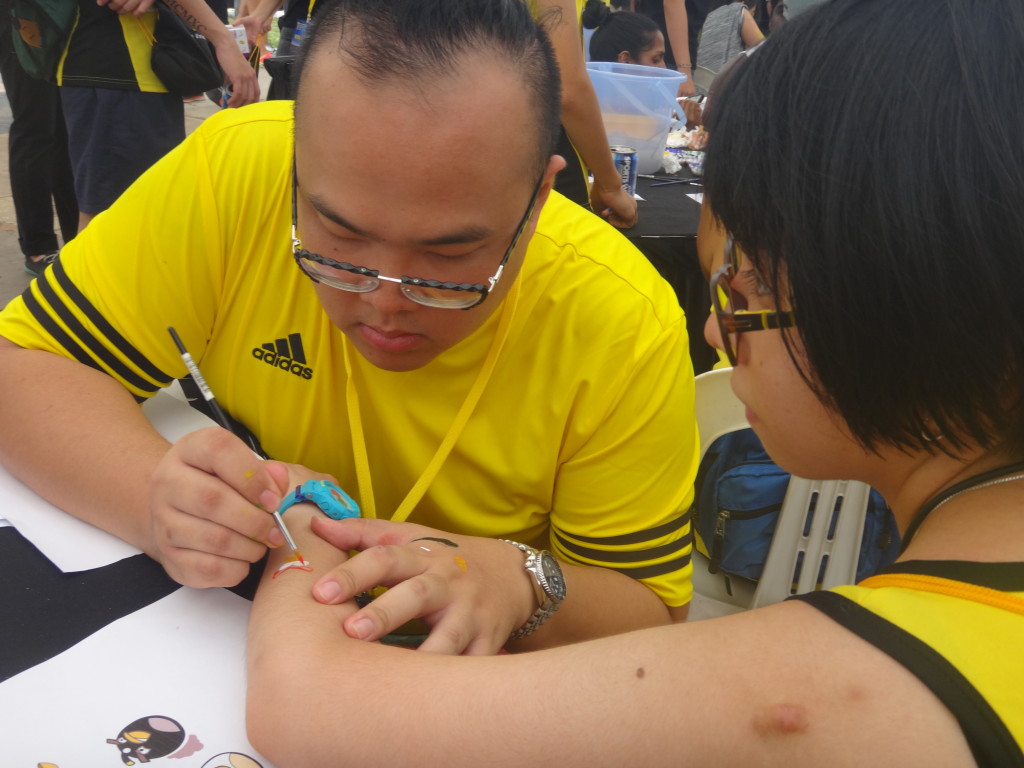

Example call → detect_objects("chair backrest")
690 368 872 611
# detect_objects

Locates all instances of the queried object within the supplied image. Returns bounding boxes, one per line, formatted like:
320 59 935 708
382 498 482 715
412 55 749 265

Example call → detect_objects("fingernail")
347 616 375 640
259 489 280 511
267 528 285 547
314 580 343 603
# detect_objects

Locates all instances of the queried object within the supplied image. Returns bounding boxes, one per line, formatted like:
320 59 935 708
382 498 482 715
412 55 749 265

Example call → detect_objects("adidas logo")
252 333 314 380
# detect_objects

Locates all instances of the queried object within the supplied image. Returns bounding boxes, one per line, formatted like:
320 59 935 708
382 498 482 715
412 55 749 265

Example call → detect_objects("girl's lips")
359 323 422 353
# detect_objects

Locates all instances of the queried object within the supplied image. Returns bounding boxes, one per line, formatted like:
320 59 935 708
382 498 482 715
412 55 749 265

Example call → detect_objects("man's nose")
361 277 414 315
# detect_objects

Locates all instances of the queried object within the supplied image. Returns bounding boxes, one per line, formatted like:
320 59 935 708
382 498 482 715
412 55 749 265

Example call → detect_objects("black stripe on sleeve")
48 262 174 386
23 289 156 405
553 528 691 565
606 551 691 579
22 288 105 372
32 274 163 394
559 512 691 546
794 590 1024 767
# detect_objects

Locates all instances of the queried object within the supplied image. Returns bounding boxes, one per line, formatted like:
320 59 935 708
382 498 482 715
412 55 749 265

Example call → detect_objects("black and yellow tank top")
795 560 1024 766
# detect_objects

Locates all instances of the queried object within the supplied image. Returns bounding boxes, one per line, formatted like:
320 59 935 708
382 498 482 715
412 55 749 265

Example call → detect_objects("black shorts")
61 86 185 214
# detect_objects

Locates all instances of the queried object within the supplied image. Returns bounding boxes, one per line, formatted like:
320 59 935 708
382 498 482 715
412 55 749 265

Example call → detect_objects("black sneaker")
24 251 59 278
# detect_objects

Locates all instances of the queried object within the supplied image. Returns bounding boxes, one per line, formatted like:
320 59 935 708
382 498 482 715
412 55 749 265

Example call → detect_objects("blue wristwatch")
277 480 361 520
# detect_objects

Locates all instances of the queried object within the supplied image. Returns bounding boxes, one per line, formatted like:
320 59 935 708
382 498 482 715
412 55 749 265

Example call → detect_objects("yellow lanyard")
342 278 521 522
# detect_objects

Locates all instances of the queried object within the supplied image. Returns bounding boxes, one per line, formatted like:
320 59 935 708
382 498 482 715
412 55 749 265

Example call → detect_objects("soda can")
610 145 638 197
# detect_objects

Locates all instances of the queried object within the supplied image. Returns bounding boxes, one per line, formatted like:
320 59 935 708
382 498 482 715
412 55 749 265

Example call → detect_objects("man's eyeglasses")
291 165 542 310
710 234 797 365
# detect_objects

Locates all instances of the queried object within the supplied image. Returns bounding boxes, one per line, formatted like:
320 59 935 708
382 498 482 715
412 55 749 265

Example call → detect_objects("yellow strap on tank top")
860 573 1024 617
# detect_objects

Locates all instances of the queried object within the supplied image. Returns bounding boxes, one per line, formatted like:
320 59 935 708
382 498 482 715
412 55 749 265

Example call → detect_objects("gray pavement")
0 72 271 308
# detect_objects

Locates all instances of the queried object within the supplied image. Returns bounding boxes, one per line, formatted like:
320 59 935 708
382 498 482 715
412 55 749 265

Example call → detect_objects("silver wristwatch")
499 539 567 639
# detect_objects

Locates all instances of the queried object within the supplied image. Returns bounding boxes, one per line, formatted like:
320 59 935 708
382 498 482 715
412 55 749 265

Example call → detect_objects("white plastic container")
587 62 687 174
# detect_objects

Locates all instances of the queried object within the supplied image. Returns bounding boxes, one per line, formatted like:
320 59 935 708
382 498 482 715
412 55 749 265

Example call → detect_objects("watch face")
539 553 567 601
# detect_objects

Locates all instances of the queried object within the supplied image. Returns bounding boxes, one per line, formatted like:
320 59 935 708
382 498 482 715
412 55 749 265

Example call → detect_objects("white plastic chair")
689 368 872 615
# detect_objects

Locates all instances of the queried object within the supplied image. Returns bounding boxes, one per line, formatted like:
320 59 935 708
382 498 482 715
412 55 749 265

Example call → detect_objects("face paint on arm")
272 552 314 578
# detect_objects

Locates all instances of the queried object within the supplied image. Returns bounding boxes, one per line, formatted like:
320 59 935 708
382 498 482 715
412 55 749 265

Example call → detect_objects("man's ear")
534 155 568 213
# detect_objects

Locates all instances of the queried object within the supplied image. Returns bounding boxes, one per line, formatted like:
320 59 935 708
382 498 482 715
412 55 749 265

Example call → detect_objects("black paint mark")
411 537 459 548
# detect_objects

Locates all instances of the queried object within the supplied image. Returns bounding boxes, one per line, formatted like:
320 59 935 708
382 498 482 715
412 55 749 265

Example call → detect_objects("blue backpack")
692 428 900 583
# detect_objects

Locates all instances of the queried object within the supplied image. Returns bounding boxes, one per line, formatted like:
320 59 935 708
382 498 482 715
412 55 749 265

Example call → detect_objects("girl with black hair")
583 0 667 67
250 1 1024 763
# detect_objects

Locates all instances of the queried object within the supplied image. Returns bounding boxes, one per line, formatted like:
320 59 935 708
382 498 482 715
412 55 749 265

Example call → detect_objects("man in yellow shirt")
0 0 698 653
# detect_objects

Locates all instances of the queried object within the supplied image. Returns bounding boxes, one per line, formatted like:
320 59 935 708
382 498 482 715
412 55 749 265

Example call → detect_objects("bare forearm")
559 85 625 194
540 0 620 193
0 340 169 551
163 0 235 48
248 0 284 25
663 0 691 70
247 511 366 757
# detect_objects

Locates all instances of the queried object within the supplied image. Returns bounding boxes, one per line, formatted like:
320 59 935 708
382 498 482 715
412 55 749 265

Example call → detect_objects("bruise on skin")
751 703 810 739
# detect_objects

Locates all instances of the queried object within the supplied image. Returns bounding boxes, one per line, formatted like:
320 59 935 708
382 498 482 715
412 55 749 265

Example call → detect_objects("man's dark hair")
293 0 561 176
583 0 662 64
704 0 1024 457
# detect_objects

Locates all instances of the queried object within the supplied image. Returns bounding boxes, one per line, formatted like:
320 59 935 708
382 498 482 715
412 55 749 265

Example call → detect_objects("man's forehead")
296 44 534 118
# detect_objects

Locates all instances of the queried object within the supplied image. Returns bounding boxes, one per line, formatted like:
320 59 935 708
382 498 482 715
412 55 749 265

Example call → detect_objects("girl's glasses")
710 235 796 365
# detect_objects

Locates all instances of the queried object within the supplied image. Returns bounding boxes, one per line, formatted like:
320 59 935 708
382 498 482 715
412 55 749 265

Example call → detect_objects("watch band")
277 480 361 520
499 539 566 640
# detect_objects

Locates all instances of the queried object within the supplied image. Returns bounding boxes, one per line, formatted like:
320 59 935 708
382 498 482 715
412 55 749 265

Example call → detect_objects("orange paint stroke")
453 555 468 573
272 555 313 579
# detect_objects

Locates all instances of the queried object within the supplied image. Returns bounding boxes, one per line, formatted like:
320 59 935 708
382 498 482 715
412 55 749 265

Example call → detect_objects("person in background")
763 0 821 31
60 0 259 230
538 0 639 228
0 0 77 277
247 1 1024 765
618 0 701 94
583 0 667 67
234 0 288 52
274 0 311 55
695 0 763 74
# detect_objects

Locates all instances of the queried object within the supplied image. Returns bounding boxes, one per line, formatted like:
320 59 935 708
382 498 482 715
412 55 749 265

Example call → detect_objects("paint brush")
649 178 704 187
167 326 304 563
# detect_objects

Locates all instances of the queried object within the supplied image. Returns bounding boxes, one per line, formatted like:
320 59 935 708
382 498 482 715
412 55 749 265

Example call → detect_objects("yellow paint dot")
244 470 254 479
453 556 468 573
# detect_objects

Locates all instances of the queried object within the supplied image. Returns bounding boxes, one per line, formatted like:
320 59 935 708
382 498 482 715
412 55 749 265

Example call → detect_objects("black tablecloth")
624 175 717 375
0 526 263 683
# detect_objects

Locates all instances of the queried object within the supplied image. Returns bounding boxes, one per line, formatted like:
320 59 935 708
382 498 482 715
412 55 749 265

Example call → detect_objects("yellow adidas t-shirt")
0 101 699 606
